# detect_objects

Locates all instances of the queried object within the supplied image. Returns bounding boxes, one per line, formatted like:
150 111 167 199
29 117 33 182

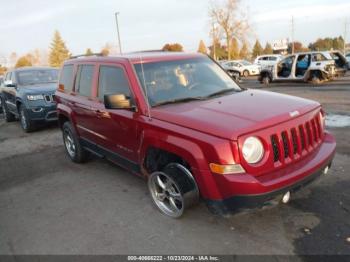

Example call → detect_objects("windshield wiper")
205 88 238 98
153 97 204 107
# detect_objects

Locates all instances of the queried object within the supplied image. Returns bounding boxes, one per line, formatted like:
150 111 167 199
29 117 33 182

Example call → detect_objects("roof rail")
128 49 167 54
70 53 104 59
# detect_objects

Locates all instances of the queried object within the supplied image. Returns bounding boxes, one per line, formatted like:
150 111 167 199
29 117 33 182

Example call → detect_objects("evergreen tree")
229 38 240 59
263 42 273 54
49 30 70 67
239 41 249 59
252 40 263 58
85 48 94 56
197 40 207 54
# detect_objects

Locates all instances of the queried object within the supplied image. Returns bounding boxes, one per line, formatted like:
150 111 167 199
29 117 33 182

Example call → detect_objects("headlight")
242 137 264 164
27 94 44 101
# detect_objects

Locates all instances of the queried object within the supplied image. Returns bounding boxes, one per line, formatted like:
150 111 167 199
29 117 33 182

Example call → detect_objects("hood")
20 82 57 94
151 89 320 140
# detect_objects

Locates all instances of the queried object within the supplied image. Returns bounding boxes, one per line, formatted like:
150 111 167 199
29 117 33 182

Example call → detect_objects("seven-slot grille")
270 114 323 163
44 94 55 103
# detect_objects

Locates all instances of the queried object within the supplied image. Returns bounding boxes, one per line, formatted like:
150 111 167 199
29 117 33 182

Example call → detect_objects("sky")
0 0 349 62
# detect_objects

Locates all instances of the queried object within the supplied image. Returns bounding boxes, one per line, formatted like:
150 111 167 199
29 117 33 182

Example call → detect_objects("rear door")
70 64 100 144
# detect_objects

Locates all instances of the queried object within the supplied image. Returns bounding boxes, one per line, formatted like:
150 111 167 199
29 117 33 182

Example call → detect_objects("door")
70 64 100 144
3 72 17 113
277 56 295 79
91 63 140 164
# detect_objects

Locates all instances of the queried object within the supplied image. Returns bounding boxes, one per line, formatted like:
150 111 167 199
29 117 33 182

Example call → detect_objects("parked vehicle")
0 67 59 132
254 55 282 69
325 51 348 75
56 52 336 218
0 76 3 113
259 51 336 85
221 60 261 77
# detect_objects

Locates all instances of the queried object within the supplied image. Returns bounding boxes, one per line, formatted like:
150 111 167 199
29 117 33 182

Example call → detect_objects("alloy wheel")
64 129 76 158
20 109 27 130
148 171 185 218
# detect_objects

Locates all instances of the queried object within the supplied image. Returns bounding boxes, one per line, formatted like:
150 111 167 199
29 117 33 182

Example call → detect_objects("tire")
243 70 249 78
19 104 36 132
1 98 15 122
0 98 3 114
148 163 199 218
62 121 88 163
310 71 322 85
262 76 270 86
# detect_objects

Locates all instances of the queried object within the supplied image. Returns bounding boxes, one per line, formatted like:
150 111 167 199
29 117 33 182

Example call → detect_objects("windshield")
17 69 58 86
241 60 251 66
134 57 241 107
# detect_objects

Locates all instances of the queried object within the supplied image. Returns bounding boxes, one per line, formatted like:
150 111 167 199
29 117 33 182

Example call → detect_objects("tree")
0 65 7 76
229 38 240 59
101 43 112 56
49 30 70 67
239 41 249 59
288 41 309 53
252 40 263 58
308 36 344 51
162 43 184 52
197 40 207 54
209 43 228 60
209 0 250 60
15 56 32 68
263 42 273 54
85 48 94 56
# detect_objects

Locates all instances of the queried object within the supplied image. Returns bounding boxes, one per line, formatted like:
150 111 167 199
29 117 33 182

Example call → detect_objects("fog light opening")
324 166 329 175
282 191 291 204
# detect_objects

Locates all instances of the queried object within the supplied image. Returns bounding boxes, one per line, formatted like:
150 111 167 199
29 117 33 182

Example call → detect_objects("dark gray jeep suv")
0 67 59 132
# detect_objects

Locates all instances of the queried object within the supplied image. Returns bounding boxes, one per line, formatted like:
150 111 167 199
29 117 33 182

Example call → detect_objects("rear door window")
75 65 94 97
59 65 74 92
98 65 131 101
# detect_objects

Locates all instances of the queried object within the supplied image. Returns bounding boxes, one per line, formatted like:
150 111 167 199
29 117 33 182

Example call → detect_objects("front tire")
62 121 88 163
19 104 35 132
148 163 199 218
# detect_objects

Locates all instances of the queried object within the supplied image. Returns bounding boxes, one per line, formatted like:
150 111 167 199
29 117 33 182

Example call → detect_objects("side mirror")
5 80 16 88
104 94 135 110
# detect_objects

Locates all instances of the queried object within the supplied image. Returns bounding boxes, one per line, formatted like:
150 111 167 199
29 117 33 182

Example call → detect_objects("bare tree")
209 0 250 60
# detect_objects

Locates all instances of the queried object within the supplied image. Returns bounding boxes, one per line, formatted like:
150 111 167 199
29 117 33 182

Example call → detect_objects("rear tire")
262 76 270 86
148 163 199 218
2 98 15 122
62 121 88 163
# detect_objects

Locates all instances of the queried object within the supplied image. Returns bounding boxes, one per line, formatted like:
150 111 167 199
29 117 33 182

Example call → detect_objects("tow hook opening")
282 191 291 204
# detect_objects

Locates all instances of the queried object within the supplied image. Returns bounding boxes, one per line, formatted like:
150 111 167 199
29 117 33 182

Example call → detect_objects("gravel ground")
0 74 349 256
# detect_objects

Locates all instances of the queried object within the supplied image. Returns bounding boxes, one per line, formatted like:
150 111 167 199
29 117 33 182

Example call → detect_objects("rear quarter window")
59 65 74 92
75 65 94 97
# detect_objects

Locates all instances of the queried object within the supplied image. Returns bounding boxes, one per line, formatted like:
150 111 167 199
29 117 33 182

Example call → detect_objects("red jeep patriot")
55 52 336 218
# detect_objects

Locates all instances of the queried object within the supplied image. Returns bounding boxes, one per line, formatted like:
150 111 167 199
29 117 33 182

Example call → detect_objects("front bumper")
26 104 58 122
202 132 336 214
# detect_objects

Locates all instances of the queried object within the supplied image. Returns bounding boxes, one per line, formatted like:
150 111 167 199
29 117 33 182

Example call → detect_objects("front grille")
44 94 55 103
270 114 323 163
271 135 280 162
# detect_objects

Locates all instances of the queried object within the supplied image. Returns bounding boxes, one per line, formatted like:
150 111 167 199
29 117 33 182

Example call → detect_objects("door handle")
94 109 109 118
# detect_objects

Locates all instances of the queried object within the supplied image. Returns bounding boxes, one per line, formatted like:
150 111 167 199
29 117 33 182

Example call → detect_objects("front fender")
139 128 228 199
